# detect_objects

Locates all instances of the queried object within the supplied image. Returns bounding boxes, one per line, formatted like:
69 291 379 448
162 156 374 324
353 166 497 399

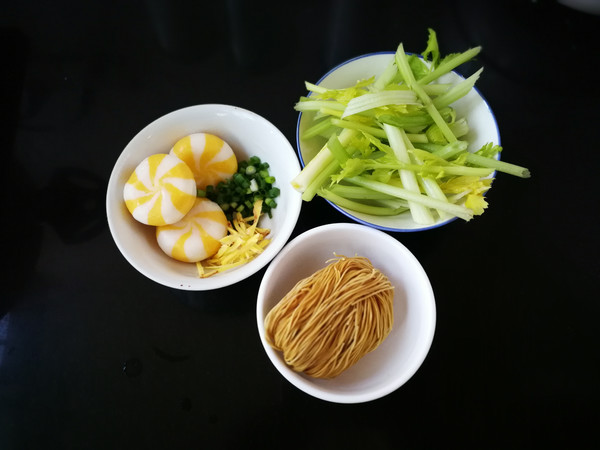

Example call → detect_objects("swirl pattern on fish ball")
156 198 228 262
123 153 197 226
170 133 238 190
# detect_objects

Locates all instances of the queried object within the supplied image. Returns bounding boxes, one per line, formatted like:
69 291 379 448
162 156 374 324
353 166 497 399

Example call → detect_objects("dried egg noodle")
264 255 394 379
170 133 238 190
123 153 197 226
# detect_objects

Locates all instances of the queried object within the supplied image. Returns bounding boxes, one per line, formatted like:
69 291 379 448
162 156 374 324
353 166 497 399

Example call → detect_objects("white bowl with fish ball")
107 104 302 290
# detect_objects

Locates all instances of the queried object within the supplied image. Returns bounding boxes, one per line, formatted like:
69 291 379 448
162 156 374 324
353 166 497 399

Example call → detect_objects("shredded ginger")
196 199 271 278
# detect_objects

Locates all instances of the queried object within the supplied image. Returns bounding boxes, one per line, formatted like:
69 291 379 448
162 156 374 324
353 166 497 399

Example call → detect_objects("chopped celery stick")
294 99 346 113
433 68 483 110
330 118 387 138
450 118 469 138
372 58 398 91
346 176 473 221
301 118 334 140
418 46 482 85
302 158 339 202
396 43 457 143
292 128 356 194
341 90 419 118
398 163 493 177
465 153 531 178
305 81 327 94
328 183 398 200
402 129 454 221
327 134 349 164
404 133 428 144
420 176 454 220
320 107 343 118
422 83 451 95
384 123 434 224
431 140 468 159
372 197 410 209
319 188 408 216
414 142 445 153
378 106 454 130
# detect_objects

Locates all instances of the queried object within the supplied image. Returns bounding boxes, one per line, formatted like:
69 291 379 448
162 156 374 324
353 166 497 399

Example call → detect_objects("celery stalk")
291 128 356 194
401 130 455 220
465 153 531 178
420 176 453 220
372 58 398 91
301 118 334 140
433 68 483 110
302 158 339 202
341 90 419 118
383 123 434 224
346 176 473 221
327 184 398 200
396 44 457 143
418 46 482 85
294 100 346 113
304 81 328 94
319 188 408 216
330 118 387 138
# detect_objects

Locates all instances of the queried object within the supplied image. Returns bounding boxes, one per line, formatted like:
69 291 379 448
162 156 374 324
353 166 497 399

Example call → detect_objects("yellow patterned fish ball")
123 153 197 226
156 197 228 263
170 133 238 190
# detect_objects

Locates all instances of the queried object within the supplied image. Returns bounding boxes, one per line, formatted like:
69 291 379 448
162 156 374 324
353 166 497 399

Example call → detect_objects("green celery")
291 128 357 195
418 46 482 85
372 58 398 91
327 134 349 164
301 118 334 140
330 118 387 138
384 123 434 224
318 188 408 216
346 176 473 221
294 99 346 113
327 184 398 200
420 176 453 220
465 153 531 178
396 43 457 143
433 68 483 110
342 90 419 118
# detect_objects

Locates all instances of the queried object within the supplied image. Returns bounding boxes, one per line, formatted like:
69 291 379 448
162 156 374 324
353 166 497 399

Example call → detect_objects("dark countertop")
1 1 599 448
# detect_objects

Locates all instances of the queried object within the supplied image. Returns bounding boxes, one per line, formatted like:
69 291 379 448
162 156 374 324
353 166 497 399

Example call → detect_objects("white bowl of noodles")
256 223 436 403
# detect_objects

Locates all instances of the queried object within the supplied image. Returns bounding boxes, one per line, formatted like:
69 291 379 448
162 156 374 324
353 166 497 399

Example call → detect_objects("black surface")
1 1 599 448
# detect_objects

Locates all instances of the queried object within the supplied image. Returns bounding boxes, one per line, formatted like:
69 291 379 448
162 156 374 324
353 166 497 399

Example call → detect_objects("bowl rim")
256 222 437 403
295 51 501 233
106 103 302 291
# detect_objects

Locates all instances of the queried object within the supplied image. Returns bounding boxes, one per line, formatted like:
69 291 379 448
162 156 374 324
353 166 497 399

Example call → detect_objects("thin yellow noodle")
264 255 394 379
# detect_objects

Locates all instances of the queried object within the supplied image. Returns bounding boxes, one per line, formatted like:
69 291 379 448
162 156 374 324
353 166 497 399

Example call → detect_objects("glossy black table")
2 1 599 448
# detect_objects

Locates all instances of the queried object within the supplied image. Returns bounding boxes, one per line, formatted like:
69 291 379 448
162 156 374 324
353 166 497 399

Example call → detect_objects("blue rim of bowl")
295 51 501 233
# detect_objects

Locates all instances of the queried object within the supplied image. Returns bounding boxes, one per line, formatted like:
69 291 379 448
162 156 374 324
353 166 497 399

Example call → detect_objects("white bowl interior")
296 52 500 232
256 223 436 403
107 104 302 290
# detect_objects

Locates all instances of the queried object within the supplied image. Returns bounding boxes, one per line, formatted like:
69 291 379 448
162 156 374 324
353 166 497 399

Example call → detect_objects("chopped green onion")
203 155 281 219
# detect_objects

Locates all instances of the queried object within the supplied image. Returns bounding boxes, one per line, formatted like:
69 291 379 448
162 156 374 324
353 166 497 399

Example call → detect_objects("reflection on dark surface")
1 27 37 315
0 1 599 448
41 167 106 244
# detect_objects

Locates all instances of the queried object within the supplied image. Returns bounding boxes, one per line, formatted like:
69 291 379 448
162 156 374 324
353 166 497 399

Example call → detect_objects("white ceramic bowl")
256 223 436 403
107 104 302 290
296 51 500 232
